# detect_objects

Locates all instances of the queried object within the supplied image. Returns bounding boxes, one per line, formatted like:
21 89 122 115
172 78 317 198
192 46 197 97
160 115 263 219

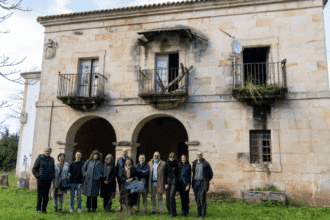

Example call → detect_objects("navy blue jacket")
135 162 150 187
179 162 191 187
68 161 85 184
192 159 213 192
32 154 55 181
116 156 132 177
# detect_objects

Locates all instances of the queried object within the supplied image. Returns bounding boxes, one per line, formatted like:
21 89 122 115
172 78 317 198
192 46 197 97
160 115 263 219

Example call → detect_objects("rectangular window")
250 130 271 164
78 59 99 97
155 53 179 92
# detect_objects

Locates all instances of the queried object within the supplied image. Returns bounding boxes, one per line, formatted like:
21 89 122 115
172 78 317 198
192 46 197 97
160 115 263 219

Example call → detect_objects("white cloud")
0 0 74 133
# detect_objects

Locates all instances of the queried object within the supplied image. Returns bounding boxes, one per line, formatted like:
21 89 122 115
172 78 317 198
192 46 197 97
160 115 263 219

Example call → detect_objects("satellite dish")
231 40 242 54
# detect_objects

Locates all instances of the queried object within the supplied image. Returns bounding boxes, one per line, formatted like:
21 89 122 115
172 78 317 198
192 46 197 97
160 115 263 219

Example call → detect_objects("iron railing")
57 73 106 98
138 67 188 94
232 60 287 88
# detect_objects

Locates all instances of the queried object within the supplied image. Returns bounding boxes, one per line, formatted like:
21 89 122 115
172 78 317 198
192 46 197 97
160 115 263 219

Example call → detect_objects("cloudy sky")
0 0 330 134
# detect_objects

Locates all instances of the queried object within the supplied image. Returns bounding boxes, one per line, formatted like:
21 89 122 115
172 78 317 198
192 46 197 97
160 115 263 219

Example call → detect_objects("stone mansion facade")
15 0 330 205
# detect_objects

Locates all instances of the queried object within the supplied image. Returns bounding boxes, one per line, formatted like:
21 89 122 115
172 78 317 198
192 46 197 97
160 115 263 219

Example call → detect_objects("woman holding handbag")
51 153 70 213
81 150 103 213
119 157 138 215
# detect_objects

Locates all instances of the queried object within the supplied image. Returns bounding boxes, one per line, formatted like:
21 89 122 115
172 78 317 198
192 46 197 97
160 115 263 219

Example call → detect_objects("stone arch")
64 115 117 163
131 113 190 162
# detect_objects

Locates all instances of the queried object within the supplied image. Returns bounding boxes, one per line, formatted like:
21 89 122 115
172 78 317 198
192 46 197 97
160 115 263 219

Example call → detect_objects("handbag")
60 178 71 190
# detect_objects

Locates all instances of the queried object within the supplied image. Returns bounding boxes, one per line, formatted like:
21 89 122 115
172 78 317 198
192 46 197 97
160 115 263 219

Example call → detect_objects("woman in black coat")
178 154 191 217
100 154 116 212
119 157 138 215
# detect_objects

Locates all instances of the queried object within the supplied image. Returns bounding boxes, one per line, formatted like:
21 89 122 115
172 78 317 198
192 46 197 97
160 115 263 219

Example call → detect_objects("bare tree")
0 0 31 84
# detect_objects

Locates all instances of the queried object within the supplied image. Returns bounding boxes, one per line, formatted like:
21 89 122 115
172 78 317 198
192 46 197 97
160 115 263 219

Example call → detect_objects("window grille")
250 130 271 164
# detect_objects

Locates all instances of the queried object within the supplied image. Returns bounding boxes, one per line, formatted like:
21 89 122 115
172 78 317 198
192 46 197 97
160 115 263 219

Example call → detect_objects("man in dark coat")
100 154 116 212
32 147 55 214
164 152 179 217
135 154 150 214
116 148 132 212
192 151 213 219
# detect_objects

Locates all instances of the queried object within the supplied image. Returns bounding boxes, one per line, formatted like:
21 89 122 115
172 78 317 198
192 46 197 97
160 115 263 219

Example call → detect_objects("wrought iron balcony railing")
232 60 287 88
57 73 107 111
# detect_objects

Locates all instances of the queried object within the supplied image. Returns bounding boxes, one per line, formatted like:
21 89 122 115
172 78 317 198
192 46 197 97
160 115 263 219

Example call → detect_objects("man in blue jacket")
32 147 55 214
116 148 132 212
192 151 213 219
135 154 150 214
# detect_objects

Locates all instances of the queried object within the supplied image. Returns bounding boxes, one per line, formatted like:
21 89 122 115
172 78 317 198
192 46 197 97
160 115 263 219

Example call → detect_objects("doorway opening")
73 118 116 162
155 53 179 92
136 117 188 163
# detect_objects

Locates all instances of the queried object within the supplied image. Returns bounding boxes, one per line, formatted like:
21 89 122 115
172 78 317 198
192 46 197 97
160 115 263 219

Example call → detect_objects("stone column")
113 141 140 165
57 141 78 164
185 140 199 164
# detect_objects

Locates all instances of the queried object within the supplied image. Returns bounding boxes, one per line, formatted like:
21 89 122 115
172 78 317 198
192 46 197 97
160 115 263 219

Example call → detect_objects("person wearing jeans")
67 150 84 213
135 154 150 214
178 154 191 217
192 151 213 219
32 147 55 214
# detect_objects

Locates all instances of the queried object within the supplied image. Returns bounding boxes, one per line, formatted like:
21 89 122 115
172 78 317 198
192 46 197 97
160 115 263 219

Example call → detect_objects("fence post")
282 59 287 88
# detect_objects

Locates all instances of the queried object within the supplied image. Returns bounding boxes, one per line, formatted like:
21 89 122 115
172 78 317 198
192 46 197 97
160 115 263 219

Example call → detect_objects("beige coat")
148 159 166 194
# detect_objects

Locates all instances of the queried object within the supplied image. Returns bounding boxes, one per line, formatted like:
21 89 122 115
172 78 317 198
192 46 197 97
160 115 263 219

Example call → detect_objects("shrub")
0 128 19 172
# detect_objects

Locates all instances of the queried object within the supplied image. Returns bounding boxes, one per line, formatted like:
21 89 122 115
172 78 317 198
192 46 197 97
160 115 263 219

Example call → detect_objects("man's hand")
104 180 109 184
185 184 190 191
67 176 70 180
126 178 133 183
165 184 169 189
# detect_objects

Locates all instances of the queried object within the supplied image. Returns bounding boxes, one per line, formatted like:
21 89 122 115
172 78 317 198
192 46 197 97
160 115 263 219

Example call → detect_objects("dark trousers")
193 180 207 217
166 183 177 216
103 196 113 211
178 181 190 216
118 178 124 205
87 196 97 210
36 180 52 212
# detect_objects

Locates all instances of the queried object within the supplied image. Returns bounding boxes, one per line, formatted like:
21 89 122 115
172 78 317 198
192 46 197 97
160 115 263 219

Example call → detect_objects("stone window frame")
72 50 106 78
249 130 272 164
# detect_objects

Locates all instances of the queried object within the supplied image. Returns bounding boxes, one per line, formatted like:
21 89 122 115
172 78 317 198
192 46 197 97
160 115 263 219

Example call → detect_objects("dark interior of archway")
137 117 188 163
74 118 116 163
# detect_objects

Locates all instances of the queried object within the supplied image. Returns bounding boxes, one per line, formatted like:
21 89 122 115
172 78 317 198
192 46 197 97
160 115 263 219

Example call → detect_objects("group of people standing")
32 147 213 219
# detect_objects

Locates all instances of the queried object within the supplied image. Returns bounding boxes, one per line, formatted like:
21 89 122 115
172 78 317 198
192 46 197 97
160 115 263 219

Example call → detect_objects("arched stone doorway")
65 116 117 163
135 116 189 163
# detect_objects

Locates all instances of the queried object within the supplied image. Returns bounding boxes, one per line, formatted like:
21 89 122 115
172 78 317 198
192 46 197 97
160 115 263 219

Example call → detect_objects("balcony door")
155 53 179 93
78 59 99 97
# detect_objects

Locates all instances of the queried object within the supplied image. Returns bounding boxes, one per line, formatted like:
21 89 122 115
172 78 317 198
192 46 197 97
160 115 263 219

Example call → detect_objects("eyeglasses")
169 156 175 158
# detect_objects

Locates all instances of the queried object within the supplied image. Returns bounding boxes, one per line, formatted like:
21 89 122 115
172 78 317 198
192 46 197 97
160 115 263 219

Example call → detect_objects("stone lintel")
57 141 78 152
20 71 41 79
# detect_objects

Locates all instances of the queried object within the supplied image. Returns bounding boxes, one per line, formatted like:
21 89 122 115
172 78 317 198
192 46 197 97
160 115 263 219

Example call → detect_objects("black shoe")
54 207 57 213
92 209 96 213
42 211 47 214
202 216 206 219
88 208 91 213
58 209 62 213
151 211 156 215
172 214 177 217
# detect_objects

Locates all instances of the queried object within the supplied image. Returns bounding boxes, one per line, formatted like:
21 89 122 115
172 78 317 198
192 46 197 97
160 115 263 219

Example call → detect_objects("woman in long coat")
51 153 70 213
119 157 138 215
178 154 191 217
81 150 103 213
100 154 116 212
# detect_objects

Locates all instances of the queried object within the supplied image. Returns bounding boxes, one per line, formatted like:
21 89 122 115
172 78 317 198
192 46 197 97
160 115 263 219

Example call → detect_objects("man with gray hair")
32 147 55 214
135 154 150 214
148 151 166 215
116 148 132 212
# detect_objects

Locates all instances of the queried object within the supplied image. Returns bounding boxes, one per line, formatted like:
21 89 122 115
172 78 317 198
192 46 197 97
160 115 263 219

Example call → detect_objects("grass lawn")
1 172 330 220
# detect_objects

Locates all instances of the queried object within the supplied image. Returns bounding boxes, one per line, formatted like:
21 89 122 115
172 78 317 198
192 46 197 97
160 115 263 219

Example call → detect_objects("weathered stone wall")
27 0 330 205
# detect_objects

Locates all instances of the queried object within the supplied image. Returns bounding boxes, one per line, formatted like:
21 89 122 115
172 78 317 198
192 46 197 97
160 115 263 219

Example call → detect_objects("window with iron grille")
250 130 271 164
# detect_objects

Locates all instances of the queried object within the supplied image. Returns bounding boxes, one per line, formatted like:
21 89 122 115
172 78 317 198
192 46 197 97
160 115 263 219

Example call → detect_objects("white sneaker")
78 209 82 213
70 209 73 213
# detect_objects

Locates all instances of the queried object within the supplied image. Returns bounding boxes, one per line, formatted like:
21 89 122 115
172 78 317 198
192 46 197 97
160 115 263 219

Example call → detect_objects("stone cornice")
37 0 322 27
20 71 41 79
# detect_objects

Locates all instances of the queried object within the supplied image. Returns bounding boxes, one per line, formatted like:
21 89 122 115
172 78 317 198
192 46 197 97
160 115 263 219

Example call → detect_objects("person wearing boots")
51 153 70 213
82 150 103 213
164 152 179 217
32 147 55 214
100 154 117 212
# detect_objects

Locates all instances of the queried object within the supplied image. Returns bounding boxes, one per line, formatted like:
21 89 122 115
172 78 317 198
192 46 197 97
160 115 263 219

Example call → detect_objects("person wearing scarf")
100 154 116 212
135 154 150 214
119 157 138 215
164 152 179 217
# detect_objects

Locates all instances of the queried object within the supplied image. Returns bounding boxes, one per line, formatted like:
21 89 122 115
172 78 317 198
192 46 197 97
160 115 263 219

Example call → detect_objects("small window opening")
243 47 270 86
250 130 271 164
